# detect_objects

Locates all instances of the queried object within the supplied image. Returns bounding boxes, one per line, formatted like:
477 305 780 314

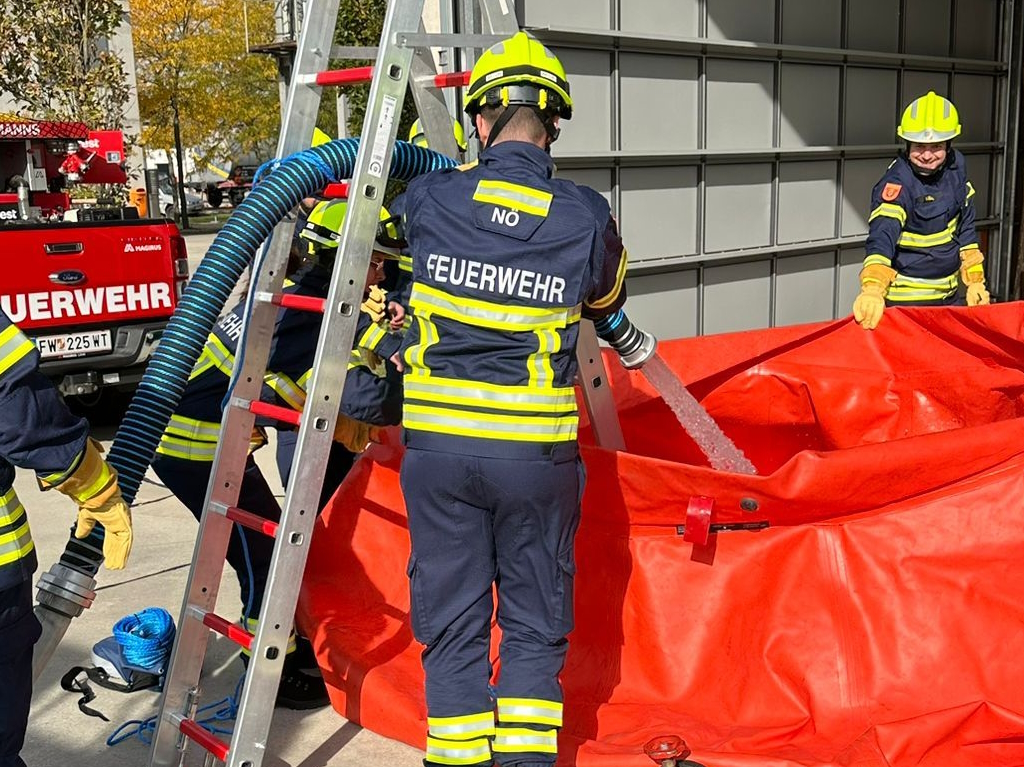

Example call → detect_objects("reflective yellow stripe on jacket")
0 323 36 378
405 286 582 444
0 487 34 568
157 414 266 461
887 270 959 302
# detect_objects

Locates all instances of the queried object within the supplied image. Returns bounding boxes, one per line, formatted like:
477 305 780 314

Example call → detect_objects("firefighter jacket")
156 265 404 463
864 149 980 302
0 311 90 590
400 140 628 459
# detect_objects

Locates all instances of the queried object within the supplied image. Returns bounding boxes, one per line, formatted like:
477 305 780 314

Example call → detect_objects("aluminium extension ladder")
148 0 625 764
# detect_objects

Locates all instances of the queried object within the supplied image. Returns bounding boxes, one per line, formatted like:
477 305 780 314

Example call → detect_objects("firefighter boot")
239 648 330 710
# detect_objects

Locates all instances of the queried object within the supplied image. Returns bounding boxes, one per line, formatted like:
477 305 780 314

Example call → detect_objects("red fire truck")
0 115 190 397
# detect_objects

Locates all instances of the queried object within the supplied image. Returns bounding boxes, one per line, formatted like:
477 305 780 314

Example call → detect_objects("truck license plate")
35 330 113 359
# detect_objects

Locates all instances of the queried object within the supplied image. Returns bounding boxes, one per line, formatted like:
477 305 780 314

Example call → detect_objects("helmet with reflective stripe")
897 91 961 143
408 118 468 151
464 31 572 119
300 200 401 266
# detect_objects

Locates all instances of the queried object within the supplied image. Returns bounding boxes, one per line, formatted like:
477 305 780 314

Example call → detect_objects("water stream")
640 353 759 475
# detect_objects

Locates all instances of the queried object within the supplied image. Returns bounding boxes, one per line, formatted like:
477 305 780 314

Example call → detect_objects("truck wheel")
207 185 223 208
229 189 245 207
163 203 176 220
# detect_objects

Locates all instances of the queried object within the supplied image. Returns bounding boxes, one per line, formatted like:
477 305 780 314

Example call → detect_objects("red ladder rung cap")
248 400 302 426
322 181 349 198
179 718 231 761
273 293 326 313
225 505 279 538
202 611 255 650
434 70 471 87
315 66 374 86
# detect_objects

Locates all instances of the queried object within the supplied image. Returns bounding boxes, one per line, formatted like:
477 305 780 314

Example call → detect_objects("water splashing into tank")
641 354 758 475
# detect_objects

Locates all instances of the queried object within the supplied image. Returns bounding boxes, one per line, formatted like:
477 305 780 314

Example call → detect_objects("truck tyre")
229 189 245 207
207 185 223 208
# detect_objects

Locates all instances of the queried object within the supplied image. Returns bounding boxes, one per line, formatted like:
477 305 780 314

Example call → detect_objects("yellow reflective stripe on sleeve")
404 374 575 413
586 247 629 311
492 727 558 754
405 312 440 373
205 334 236 376
868 202 907 226
425 737 492 766
496 697 564 727
410 284 581 332
404 404 578 442
473 179 552 217
966 181 976 202
399 254 413 273
265 372 306 410
358 322 389 353
0 324 36 377
427 711 495 740
897 217 958 248
863 254 893 268
1 488 35 567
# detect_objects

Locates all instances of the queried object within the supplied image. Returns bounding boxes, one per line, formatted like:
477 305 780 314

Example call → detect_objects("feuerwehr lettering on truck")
0 283 173 323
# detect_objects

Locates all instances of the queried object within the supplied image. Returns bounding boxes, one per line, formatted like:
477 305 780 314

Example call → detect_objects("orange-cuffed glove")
333 414 382 453
960 248 991 306
852 263 897 330
45 439 133 570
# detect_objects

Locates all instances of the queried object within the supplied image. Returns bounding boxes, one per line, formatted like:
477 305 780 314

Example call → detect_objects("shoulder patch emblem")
881 182 902 202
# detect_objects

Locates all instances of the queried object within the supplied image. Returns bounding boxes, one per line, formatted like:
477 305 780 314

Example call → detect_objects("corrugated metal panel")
450 0 1017 340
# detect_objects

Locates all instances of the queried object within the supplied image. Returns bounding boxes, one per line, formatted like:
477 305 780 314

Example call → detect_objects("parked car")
158 184 204 219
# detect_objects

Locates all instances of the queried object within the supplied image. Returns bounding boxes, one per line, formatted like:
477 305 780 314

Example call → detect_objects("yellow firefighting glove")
852 264 898 330
46 439 133 570
360 285 387 323
960 248 991 306
333 413 382 453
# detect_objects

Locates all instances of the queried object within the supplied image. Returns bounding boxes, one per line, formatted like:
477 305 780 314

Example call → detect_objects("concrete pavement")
21 229 425 767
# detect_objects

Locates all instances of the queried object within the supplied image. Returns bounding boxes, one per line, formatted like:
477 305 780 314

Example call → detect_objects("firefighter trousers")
0 579 41 767
400 444 585 767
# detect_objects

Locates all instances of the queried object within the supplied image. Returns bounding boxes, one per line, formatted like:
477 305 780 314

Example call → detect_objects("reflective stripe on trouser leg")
150 453 282 616
425 711 496 767
401 449 497 767
493 450 583 766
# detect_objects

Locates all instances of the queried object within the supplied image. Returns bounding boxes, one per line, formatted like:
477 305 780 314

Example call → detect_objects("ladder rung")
307 66 470 88
225 505 280 537
257 292 327 313
247 400 302 426
178 717 231 762
323 181 349 198
200 610 255 650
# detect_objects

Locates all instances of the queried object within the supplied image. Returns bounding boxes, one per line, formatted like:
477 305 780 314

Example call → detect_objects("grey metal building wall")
507 0 1017 340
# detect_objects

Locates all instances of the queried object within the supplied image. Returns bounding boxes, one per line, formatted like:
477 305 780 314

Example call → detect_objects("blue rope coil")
112 608 176 672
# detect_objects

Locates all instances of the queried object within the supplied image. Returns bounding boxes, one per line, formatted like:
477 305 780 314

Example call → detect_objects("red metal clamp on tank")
643 735 705 767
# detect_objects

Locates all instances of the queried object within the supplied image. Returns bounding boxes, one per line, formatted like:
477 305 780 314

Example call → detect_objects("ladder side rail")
226 0 430 761
149 227 296 767
408 30 462 159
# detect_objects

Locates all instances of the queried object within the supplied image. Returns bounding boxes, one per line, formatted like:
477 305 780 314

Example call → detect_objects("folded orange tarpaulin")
299 302 1024 767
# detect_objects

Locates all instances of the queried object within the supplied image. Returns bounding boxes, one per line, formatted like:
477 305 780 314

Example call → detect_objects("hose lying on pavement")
33 140 457 681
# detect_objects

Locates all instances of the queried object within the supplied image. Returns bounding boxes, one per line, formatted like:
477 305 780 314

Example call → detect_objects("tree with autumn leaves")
0 0 131 127
131 0 280 170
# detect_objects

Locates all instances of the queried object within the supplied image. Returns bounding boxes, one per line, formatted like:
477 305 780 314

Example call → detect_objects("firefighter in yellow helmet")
408 117 468 152
397 30 654 767
0 310 131 766
853 91 989 330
